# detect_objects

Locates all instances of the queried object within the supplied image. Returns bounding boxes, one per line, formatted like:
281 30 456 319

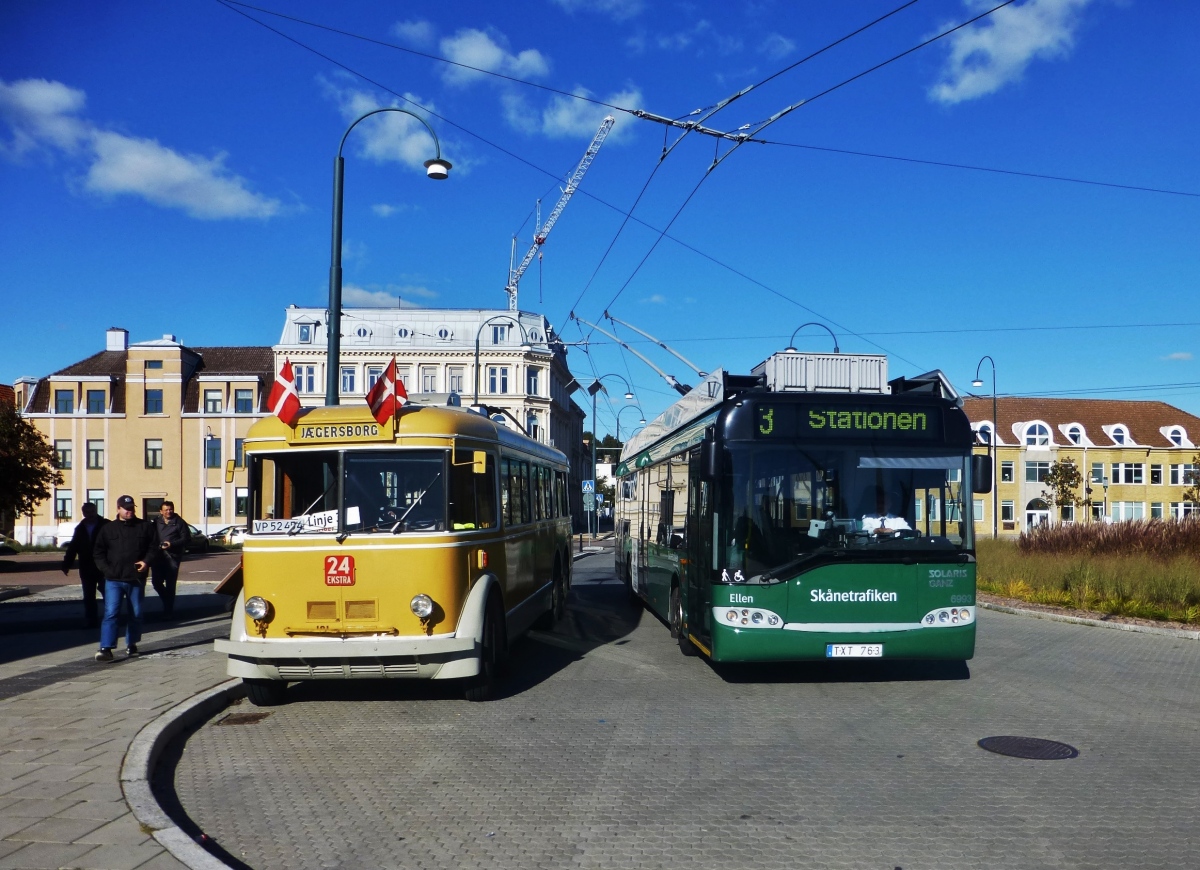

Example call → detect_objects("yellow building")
12 328 272 545
963 397 1200 537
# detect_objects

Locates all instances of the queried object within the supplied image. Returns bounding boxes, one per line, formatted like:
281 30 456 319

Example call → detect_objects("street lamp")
972 355 998 540
615 404 646 444
785 322 839 353
586 374 635 537
473 315 533 407
326 107 451 406
1102 475 1110 521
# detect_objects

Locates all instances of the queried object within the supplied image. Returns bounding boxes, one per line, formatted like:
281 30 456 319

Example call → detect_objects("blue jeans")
100 580 144 650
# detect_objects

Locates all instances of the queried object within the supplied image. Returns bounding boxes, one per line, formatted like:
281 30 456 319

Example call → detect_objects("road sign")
583 493 595 512
595 493 604 504
582 479 595 493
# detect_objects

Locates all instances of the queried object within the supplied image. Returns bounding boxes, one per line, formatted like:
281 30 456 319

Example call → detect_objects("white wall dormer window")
1066 425 1082 445
1161 426 1191 448
1024 422 1050 447
298 323 312 344
976 423 993 446
1111 425 1128 445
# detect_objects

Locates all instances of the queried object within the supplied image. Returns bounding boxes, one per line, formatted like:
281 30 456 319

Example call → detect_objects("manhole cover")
978 736 1078 759
218 712 272 726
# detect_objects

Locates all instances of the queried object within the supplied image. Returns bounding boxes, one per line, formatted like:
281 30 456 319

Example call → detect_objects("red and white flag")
365 357 408 426
267 358 302 426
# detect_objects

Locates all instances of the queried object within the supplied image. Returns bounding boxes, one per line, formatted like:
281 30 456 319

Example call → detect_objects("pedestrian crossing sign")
582 479 595 493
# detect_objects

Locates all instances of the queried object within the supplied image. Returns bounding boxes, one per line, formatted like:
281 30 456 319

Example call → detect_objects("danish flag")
267 358 302 426
365 357 407 425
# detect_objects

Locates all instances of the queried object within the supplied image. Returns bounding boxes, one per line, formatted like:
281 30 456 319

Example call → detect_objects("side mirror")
473 451 487 475
971 454 993 493
700 438 723 480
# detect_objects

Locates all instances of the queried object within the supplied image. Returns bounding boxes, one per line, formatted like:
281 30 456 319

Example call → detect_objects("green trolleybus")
613 351 990 663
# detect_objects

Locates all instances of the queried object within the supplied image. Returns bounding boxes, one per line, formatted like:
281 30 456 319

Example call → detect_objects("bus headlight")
410 594 435 619
245 596 272 621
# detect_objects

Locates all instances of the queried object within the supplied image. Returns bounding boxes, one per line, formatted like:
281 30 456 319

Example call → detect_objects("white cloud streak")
930 0 1096 104
343 283 438 307
1162 352 1193 362
439 29 549 87
550 0 644 22
0 77 280 219
505 87 643 142
321 79 457 172
392 19 435 46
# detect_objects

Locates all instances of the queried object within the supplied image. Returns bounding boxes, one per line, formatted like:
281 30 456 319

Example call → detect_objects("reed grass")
977 520 1200 625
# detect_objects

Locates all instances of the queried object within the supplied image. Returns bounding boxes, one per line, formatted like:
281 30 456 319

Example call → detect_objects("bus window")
514 460 531 524
344 451 445 533
531 465 544 522
500 458 512 525
252 451 338 522
450 452 496 530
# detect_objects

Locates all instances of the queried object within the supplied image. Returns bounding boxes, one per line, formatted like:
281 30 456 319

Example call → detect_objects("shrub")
1017 517 1200 560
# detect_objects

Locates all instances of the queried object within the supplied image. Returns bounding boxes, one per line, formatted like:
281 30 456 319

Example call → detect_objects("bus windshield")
721 443 972 580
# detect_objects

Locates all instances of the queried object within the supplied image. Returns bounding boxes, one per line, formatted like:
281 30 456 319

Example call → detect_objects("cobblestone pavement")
169 551 1200 869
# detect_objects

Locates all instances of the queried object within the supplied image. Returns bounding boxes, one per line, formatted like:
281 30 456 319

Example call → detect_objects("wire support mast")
570 313 692 396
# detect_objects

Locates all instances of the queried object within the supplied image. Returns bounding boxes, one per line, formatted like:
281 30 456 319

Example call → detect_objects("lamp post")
326 108 450 406
1102 476 1110 522
615 404 646 444
586 374 635 537
972 355 998 539
474 315 533 407
785 322 839 353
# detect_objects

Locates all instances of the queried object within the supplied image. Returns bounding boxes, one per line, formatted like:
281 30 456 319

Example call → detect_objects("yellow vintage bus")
214 398 573 705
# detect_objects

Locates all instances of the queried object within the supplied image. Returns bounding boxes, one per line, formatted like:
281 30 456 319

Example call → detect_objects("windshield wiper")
288 478 337 536
391 472 442 534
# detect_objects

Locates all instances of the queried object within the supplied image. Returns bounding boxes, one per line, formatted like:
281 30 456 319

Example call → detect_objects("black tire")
668 583 682 639
465 594 503 702
626 556 640 606
244 678 287 707
534 566 564 630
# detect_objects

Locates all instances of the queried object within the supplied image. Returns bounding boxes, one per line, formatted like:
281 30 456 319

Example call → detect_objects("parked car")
0 537 18 556
208 525 246 546
185 524 209 553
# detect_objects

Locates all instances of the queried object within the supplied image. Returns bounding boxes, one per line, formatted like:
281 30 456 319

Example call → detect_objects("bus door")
684 450 712 647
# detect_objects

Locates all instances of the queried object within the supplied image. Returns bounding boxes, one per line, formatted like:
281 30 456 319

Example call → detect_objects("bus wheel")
244 678 287 707
465 595 502 702
626 557 640 607
535 565 565 629
669 584 682 639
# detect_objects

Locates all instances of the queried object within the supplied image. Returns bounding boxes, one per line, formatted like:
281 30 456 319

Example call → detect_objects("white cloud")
539 88 643 142
640 293 667 304
759 33 795 61
343 283 438 307
551 0 644 21
657 21 741 55
392 19 435 46
930 0 1096 105
439 28 550 87
0 77 280 219
320 79 454 172
372 203 411 217
1162 352 1193 361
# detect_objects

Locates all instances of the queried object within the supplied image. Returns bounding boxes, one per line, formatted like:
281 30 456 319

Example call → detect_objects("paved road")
167 547 1200 870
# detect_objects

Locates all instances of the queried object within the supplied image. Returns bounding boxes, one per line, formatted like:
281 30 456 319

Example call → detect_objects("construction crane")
505 115 615 311
570 313 693 396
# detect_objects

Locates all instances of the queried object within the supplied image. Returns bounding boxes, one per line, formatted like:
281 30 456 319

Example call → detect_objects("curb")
121 677 246 869
978 601 1200 641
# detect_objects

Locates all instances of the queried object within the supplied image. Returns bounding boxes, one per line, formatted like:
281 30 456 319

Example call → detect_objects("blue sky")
2 0 1198 439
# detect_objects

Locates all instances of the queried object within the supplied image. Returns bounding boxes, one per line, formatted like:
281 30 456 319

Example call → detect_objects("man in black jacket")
61 502 109 627
93 495 158 661
151 500 189 618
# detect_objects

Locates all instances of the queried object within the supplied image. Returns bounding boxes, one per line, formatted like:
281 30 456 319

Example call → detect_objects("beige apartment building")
12 328 273 545
964 396 1200 537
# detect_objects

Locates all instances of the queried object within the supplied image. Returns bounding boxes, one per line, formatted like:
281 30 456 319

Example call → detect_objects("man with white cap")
92 495 157 661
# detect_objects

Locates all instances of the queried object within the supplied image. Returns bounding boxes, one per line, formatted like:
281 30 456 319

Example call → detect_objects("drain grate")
978 735 1078 759
218 712 272 726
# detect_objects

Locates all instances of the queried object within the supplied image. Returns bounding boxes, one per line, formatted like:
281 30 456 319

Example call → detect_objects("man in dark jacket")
62 502 109 627
151 500 189 618
93 495 158 662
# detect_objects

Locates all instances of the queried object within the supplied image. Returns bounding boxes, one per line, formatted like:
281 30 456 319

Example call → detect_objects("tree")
1181 452 1200 505
1041 458 1085 520
0 403 62 520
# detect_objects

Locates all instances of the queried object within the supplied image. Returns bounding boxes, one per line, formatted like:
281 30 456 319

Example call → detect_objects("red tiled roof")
962 397 1200 448
0 385 13 409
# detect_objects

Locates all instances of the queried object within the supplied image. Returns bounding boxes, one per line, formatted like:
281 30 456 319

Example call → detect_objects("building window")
55 440 72 470
1001 461 1014 483
204 390 222 413
206 437 222 469
146 360 163 369
1171 502 1198 519
341 366 356 394
55 490 72 521
1111 501 1144 522
526 367 541 396
1151 502 1164 519
1111 463 1143 485
977 424 992 446
87 440 104 470
1024 423 1050 446
1001 501 1014 522
492 324 509 344
145 388 163 414
145 439 163 469
298 323 312 343
1060 504 1075 522
235 487 249 517
396 327 411 340
527 413 539 441
488 366 509 394
205 488 222 518
1111 426 1128 445
235 389 253 413
1091 502 1104 521
436 326 452 340
1169 428 1184 446
354 326 370 339
397 367 412 392
973 498 985 521
234 438 245 468
448 366 464 394
421 366 437 393
1170 464 1196 486
1025 461 1050 483
87 490 105 517
1150 464 1163 485
1091 462 1104 483
87 390 105 414
294 365 318 394
1066 425 1082 445
367 365 384 390
55 390 73 414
